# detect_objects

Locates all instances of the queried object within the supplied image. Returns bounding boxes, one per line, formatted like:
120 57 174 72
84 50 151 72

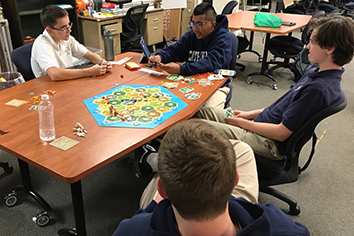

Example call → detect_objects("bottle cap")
41 94 49 100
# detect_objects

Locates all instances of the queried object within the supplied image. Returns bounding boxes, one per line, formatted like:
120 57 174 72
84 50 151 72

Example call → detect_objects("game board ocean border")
84 85 188 129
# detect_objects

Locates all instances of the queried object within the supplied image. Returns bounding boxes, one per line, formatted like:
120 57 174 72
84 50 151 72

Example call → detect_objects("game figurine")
73 122 87 138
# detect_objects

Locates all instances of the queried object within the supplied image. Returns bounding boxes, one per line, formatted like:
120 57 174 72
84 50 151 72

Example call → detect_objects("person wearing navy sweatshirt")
148 3 234 108
112 120 310 236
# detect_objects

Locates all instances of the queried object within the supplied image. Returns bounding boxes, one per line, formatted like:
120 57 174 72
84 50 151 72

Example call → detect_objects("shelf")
19 5 74 16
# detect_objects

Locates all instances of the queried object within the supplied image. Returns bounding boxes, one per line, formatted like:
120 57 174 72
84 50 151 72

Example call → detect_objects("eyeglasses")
189 21 211 29
51 22 73 32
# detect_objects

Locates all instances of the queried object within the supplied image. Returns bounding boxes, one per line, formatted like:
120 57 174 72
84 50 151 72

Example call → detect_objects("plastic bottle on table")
38 94 55 141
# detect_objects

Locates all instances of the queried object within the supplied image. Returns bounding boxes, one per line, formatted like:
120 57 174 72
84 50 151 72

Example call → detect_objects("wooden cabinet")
0 0 81 49
143 10 163 46
79 17 122 57
180 0 197 36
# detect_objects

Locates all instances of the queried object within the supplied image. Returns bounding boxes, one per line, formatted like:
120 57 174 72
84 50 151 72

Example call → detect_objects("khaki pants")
140 140 259 209
203 87 230 109
194 107 284 160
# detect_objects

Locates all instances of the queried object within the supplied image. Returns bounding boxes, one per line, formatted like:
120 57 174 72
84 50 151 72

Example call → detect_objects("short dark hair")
193 3 217 22
158 120 236 221
309 14 354 66
40 5 68 28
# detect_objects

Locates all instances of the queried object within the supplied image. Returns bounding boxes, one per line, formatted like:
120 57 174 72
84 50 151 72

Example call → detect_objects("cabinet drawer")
144 22 163 45
103 22 122 35
147 12 163 26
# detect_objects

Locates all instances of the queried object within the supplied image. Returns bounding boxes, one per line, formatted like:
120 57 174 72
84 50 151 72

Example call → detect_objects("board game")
84 85 188 128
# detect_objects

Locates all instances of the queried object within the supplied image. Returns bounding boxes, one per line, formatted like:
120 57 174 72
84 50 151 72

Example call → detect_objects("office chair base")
247 74 278 90
58 228 77 236
4 185 52 226
260 186 301 216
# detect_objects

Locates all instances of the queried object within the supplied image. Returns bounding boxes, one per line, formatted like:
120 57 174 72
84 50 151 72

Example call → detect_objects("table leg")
58 181 87 236
4 159 52 226
247 33 278 90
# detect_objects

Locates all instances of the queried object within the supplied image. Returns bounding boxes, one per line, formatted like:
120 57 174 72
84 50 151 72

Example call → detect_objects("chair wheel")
32 211 50 226
247 77 254 85
289 205 301 216
258 57 262 62
272 84 278 90
4 193 18 207
240 67 245 72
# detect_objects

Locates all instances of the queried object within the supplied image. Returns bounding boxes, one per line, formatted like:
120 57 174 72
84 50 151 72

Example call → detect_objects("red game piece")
120 74 124 78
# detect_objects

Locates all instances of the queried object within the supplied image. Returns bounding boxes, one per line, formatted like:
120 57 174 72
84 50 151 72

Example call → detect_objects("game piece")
83 85 188 129
0 77 6 82
124 62 141 70
5 99 27 107
29 92 34 95
179 86 194 93
146 64 152 68
49 136 79 151
185 92 202 100
224 107 235 118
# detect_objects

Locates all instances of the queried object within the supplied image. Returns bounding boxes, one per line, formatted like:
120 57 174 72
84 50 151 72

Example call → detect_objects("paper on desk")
283 0 295 9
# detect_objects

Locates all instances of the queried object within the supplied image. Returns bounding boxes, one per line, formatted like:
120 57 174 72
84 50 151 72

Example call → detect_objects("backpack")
292 48 318 82
254 12 282 28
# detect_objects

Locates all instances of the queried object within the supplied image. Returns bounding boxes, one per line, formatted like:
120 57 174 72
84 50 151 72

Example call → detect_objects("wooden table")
0 52 228 236
227 11 312 89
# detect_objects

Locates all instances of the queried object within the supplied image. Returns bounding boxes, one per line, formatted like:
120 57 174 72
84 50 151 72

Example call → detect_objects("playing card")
5 99 27 107
224 107 235 118
29 105 39 110
179 86 194 93
166 75 184 81
185 92 202 100
50 136 79 151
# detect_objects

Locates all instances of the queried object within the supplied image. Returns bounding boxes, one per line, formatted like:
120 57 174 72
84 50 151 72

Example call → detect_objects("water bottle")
38 94 55 141
102 26 114 61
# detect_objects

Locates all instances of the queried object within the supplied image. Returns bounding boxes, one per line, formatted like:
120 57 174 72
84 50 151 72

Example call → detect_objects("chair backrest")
301 10 326 44
228 32 238 69
221 1 238 15
122 4 149 41
11 43 35 81
257 92 347 186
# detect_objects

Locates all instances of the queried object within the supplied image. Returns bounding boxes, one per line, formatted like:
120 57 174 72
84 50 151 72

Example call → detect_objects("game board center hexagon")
84 85 188 128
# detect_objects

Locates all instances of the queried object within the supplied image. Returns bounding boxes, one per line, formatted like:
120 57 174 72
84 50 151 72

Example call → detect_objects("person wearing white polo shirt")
31 5 112 81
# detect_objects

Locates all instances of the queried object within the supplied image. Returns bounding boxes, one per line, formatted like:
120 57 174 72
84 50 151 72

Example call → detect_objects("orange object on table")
76 0 86 14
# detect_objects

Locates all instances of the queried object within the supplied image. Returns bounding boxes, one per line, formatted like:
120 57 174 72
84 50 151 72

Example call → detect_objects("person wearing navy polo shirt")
112 120 310 236
194 14 354 160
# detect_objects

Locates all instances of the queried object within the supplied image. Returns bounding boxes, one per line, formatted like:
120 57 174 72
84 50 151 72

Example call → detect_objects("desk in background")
227 11 311 89
78 8 163 57
0 52 228 236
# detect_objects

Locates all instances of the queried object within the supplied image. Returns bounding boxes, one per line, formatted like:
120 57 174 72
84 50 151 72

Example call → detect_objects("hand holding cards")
224 107 235 118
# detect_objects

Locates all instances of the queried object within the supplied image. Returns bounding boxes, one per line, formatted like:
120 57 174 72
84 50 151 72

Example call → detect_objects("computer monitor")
106 0 132 8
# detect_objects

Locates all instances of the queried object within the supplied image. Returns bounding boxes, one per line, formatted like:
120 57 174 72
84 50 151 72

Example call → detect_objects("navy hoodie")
156 14 232 76
112 196 310 236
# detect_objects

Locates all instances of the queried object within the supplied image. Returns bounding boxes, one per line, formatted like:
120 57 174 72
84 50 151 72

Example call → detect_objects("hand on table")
101 60 112 72
90 64 107 76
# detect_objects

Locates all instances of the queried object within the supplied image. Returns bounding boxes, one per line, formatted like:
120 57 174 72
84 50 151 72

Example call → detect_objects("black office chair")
11 43 35 81
265 10 325 79
121 4 149 53
222 1 238 15
256 92 347 215
224 32 239 108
